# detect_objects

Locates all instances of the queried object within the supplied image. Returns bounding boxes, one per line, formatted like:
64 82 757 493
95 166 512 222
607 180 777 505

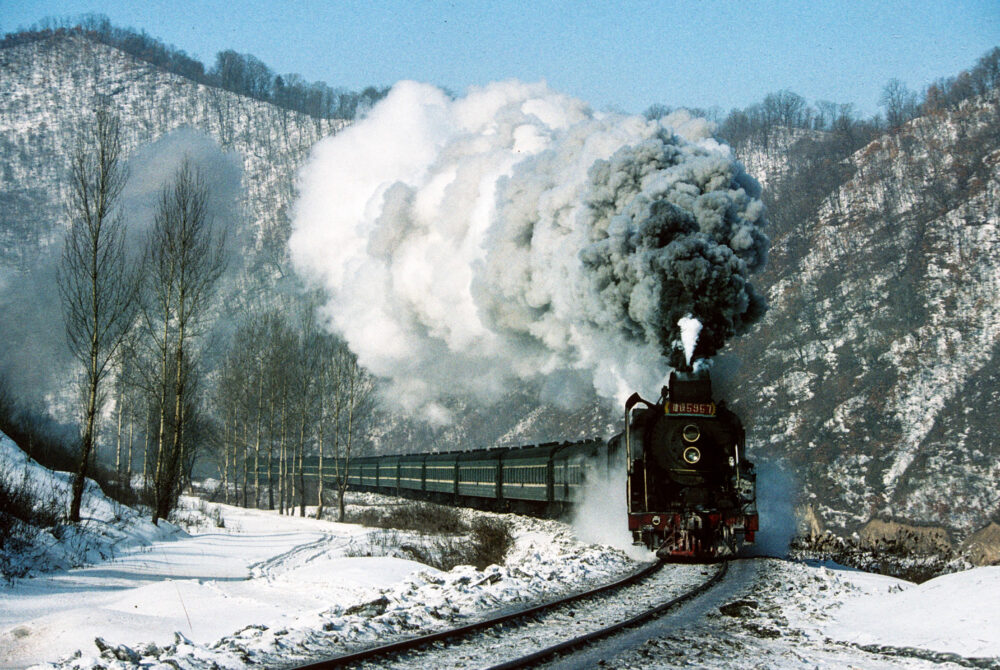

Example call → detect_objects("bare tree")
313 330 348 519
214 345 243 503
293 299 323 517
880 79 918 129
814 100 840 131
763 89 808 128
111 348 130 487
314 335 335 519
143 159 226 524
216 316 265 506
57 105 137 523
264 313 295 512
333 347 375 522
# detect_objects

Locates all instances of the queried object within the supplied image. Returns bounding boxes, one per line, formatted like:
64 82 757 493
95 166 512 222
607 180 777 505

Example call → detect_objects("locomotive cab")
625 368 758 559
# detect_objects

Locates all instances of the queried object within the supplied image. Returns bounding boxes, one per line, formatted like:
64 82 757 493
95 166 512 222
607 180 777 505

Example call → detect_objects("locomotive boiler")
617 367 758 559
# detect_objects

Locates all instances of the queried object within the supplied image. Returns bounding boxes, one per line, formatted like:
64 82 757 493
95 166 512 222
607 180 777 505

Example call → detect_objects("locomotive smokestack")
668 367 713 403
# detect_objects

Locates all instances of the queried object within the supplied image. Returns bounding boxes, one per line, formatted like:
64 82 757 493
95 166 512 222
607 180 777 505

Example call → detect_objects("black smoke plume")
291 82 768 418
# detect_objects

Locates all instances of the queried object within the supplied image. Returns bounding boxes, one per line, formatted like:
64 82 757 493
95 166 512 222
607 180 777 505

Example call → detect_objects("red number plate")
667 402 716 416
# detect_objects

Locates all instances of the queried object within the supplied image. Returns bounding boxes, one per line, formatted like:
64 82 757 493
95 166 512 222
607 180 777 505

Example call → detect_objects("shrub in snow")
469 517 515 570
343 500 467 534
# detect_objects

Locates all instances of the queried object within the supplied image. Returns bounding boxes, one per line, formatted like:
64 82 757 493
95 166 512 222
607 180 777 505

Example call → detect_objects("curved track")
485 561 728 670
292 560 728 669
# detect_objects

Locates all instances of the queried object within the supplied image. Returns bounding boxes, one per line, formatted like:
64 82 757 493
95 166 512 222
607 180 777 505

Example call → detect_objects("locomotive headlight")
682 424 700 442
682 446 701 465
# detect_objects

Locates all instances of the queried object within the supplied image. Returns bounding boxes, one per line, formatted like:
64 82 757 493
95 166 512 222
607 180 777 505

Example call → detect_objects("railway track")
292 559 728 669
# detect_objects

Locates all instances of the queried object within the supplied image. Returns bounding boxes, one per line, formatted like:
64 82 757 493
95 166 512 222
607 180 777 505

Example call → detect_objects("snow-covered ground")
827 564 1000 658
1 491 644 669
0 499 405 668
2 431 999 669
0 433 640 668
606 559 1000 669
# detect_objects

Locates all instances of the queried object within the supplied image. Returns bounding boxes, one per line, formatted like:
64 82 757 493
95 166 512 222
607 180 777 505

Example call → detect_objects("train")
265 367 757 561
289 438 608 517
618 368 758 559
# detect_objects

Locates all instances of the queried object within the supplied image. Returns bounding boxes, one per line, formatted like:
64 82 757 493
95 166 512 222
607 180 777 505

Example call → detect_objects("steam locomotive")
262 369 756 561
616 367 758 559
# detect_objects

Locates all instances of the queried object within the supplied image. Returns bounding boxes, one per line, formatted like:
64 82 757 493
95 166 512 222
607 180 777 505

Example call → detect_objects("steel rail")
292 559 664 669
484 559 729 670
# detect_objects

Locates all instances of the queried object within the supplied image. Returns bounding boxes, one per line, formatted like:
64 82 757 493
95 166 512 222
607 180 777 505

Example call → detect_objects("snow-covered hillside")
0 33 344 274
727 93 1000 539
0 430 180 577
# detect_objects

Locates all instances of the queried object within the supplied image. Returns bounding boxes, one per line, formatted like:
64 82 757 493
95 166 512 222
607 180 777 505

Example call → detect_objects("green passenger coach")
262 438 608 515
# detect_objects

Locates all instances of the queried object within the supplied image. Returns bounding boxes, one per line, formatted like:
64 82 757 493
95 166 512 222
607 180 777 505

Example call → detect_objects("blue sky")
4 1 998 116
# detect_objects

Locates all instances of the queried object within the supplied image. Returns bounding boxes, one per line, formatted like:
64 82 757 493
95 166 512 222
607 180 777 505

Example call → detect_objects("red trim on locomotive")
628 512 757 532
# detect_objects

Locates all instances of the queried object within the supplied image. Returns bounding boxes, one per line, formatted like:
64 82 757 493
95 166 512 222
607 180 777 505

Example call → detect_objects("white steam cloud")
571 457 653 561
678 315 703 367
291 81 767 419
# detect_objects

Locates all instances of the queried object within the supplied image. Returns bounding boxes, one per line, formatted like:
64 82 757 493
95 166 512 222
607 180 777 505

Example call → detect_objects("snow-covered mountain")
2 32 998 544
0 33 344 276
726 94 1000 537
0 32 346 423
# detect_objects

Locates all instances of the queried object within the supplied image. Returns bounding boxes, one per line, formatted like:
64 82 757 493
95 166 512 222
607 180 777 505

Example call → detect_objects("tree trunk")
278 389 287 514
114 384 123 486
338 369 356 524
156 313 186 523
241 420 249 508
142 403 151 491
69 379 98 522
70 226 103 523
267 385 275 510
222 414 230 504
253 361 263 507
297 412 306 517
126 400 134 488
151 291 172 524
316 389 325 519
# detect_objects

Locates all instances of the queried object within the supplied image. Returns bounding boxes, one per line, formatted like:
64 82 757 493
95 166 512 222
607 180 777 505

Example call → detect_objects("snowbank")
748 559 1000 663
0 495 416 668
0 431 181 577
827 565 1000 658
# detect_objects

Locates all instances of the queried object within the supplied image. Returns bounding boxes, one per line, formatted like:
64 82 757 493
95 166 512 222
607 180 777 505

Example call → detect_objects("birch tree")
144 159 226 524
57 105 137 523
293 301 321 517
334 347 375 522
313 331 343 519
